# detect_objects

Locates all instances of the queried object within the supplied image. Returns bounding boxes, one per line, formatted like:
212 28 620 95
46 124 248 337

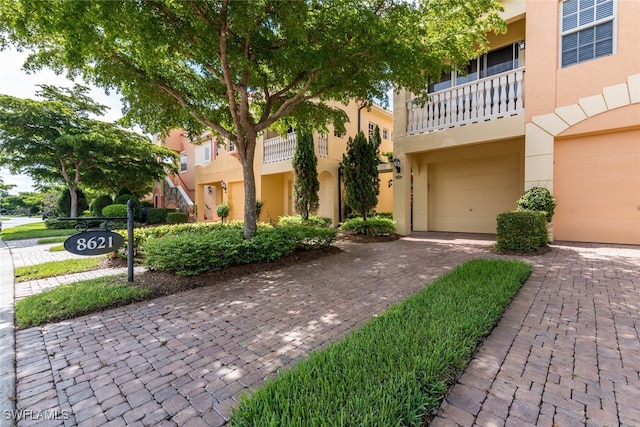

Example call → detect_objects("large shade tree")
0 0 505 237
0 85 178 217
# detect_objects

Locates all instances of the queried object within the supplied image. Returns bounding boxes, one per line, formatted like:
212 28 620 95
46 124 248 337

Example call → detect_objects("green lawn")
230 258 533 427
15 257 104 282
15 276 151 328
1 222 76 241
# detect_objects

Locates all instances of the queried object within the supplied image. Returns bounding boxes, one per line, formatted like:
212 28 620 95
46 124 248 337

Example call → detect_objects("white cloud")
1 47 126 194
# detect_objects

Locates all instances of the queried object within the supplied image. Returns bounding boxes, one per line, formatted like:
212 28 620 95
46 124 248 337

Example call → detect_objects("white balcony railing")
406 67 524 135
263 132 329 163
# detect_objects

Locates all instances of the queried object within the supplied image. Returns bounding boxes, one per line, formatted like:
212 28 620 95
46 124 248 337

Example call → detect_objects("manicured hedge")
102 204 128 217
144 225 337 276
146 208 180 224
166 211 188 224
339 216 396 236
278 215 332 228
496 210 548 253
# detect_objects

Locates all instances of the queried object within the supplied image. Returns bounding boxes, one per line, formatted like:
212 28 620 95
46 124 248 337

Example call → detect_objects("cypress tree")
342 126 381 221
292 130 320 220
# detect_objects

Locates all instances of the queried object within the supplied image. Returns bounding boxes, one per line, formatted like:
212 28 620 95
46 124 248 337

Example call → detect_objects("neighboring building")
393 0 639 245
151 129 195 219
155 100 393 226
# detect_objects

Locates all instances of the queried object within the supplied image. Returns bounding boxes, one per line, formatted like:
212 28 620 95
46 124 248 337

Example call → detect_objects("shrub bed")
230 259 532 426
166 211 188 224
339 216 396 236
278 215 332 228
146 208 180 224
496 211 548 253
145 225 337 276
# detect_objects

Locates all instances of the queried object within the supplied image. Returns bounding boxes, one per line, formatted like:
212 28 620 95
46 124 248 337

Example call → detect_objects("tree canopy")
0 85 178 217
0 0 505 235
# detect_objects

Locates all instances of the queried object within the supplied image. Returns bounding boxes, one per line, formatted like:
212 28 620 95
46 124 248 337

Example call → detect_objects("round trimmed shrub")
91 195 113 216
517 187 556 222
114 194 142 220
102 204 128 217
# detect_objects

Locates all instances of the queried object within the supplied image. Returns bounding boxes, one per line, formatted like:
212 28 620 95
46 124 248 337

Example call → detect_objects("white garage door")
428 153 522 233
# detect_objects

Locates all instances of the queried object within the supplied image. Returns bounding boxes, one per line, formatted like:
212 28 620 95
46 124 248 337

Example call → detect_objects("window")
204 144 211 163
427 43 520 93
368 122 375 138
561 0 614 67
383 128 389 140
228 141 236 152
180 152 187 173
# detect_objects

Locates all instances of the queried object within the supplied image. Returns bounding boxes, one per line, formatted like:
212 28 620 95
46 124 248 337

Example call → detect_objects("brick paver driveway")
13 234 640 426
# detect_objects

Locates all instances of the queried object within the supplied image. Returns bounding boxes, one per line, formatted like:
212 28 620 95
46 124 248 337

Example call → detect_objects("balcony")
263 132 329 163
406 67 524 135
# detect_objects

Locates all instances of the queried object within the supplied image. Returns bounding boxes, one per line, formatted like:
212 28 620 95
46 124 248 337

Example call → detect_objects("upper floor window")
228 140 236 152
368 122 375 138
428 43 521 93
180 152 187 173
561 0 614 67
203 144 211 163
382 128 389 140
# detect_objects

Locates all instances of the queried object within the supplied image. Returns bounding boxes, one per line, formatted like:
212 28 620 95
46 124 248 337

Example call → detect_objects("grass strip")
1 222 76 241
230 258 532 427
15 276 151 328
48 245 65 252
37 236 69 244
15 257 103 282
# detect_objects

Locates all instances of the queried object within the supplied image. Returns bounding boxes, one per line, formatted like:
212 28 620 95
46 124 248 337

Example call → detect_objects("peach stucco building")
393 0 639 244
155 100 393 227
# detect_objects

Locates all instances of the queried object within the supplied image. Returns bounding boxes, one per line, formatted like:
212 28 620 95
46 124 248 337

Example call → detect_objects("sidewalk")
4 233 640 426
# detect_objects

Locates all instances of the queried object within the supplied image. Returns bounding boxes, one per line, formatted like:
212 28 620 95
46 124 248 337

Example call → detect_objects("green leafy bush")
230 259 532 426
516 187 556 222
166 211 188 224
278 215 332 228
90 194 113 216
216 202 230 223
102 204 128 218
44 218 102 229
339 216 396 236
495 211 548 253
57 188 89 217
114 194 142 220
146 208 180 224
145 225 337 276
44 219 77 229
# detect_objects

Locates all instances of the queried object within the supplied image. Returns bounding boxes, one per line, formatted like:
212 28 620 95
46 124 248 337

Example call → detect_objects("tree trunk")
69 186 78 218
240 132 258 240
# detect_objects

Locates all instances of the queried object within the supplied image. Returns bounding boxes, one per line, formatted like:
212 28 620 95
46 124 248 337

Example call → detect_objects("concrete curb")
0 237 16 427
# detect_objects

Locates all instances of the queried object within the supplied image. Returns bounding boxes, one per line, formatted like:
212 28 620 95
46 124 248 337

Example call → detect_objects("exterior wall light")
519 40 525 50
207 186 213 195
392 157 401 173
221 181 227 193
388 179 393 188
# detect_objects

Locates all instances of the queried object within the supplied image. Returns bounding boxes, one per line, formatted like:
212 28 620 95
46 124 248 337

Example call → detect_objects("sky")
0 47 125 195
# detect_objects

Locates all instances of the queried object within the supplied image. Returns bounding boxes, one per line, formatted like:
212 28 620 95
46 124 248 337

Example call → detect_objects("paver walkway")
8 234 640 426
5 238 145 300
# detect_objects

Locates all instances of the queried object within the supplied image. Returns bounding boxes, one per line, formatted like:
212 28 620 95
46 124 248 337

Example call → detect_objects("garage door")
428 153 522 233
554 130 640 245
